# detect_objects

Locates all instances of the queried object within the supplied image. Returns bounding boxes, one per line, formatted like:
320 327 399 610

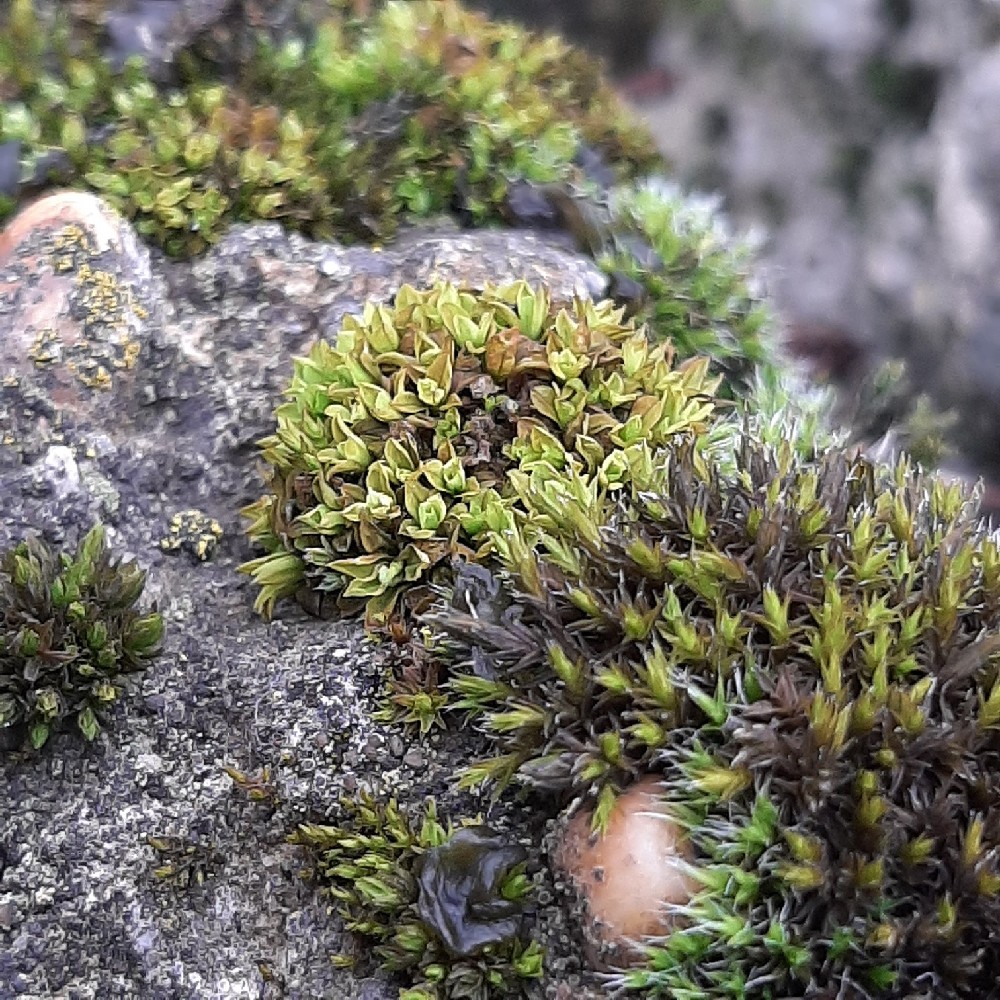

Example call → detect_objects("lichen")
158 508 224 562
291 793 544 999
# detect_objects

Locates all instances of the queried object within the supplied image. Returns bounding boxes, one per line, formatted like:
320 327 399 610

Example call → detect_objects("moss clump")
427 429 1000 996
239 280 723 625
0 523 163 751
600 183 772 400
291 794 544 1000
147 835 223 889
0 1 788 407
0 0 659 255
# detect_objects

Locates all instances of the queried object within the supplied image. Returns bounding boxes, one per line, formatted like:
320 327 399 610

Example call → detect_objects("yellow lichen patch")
50 224 97 274
28 328 61 366
58 261 145 390
2 218 150 393
74 263 127 328
72 360 112 390
159 509 224 562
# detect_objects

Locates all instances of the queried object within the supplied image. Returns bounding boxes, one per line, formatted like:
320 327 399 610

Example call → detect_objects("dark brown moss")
426 427 1000 996
0 523 162 752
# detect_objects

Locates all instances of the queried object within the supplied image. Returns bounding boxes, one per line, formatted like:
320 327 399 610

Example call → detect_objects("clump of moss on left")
0 523 163 751
291 793 544 1000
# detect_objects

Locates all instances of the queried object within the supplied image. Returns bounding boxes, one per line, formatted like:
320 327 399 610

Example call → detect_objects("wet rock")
415 827 529 958
553 776 694 967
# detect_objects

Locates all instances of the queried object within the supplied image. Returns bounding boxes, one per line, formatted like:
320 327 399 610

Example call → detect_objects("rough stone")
631 0 1000 488
0 197 605 999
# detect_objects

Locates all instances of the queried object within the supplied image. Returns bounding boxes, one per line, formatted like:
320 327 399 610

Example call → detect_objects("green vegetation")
599 183 772 398
0 0 657 255
0 524 163 751
240 280 723 626
427 428 1000 996
291 794 544 1000
0 0 780 401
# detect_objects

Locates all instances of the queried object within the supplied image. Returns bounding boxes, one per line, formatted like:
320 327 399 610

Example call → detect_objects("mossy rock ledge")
0 197 635 998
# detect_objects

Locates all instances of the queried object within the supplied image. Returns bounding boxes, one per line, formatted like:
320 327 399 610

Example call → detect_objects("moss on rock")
0 0 658 255
426 425 1000 996
240 280 723 626
0 0 786 402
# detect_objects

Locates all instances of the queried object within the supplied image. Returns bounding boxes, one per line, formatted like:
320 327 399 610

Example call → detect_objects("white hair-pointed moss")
428 425 1000 996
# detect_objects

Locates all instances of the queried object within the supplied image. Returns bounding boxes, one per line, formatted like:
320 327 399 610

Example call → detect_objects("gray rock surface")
0 203 605 999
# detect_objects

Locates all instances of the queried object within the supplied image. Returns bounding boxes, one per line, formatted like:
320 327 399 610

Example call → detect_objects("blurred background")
474 0 1000 502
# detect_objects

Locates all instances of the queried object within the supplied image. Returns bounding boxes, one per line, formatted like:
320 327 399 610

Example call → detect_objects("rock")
0 194 608 998
934 48 1000 284
633 0 1000 490
553 776 694 967
0 191 155 463
730 0 886 76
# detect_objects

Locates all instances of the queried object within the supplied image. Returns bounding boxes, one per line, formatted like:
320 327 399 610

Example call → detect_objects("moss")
426 426 1000 995
239 280 723 626
0 0 658 255
0 523 163 752
147 834 224 889
600 182 773 400
290 793 544 999
0 1 786 405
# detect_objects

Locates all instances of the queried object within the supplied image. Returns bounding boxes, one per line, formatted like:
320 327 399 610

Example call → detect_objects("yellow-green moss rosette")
240 280 723 626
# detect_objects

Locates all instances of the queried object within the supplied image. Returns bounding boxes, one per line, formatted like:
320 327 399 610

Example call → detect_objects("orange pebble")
554 776 695 961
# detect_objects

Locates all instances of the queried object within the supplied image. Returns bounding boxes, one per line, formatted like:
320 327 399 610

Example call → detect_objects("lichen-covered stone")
0 191 155 458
